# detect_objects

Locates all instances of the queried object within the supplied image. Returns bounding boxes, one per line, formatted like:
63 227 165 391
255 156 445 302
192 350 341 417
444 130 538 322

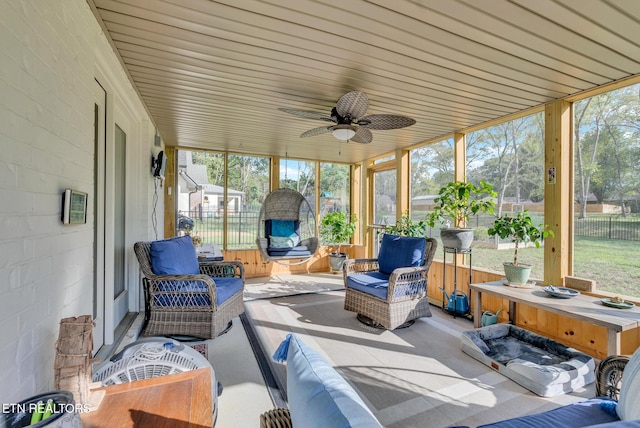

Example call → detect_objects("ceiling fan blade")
350 127 372 144
358 114 416 130
278 108 334 122
300 126 332 138
336 91 369 120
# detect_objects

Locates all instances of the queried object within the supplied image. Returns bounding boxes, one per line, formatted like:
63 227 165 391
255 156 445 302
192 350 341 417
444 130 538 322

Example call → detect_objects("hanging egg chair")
256 188 318 265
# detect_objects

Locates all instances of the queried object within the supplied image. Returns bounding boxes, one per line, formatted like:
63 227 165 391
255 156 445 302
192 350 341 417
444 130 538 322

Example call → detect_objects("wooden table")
81 368 213 428
470 280 640 356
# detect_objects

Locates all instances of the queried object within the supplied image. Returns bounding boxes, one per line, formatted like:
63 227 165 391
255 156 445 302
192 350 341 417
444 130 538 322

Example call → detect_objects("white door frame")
92 80 106 352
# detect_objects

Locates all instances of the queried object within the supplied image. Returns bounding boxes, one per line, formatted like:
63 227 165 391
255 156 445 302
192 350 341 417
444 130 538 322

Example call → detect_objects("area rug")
243 273 344 301
244 291 595 428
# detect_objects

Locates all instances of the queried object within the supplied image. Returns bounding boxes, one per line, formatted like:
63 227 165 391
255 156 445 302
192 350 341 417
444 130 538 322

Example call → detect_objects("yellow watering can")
481 308 503 326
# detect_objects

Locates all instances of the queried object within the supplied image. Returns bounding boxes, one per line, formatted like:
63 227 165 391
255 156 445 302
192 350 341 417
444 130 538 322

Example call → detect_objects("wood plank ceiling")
90 0 640 164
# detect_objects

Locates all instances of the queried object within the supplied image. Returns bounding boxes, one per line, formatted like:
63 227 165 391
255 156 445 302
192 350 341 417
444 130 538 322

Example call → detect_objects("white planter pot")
329 252 347 273
440 228 474 251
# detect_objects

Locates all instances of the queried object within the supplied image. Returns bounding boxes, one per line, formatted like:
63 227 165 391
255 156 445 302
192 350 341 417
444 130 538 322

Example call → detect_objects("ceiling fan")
278 91 416 144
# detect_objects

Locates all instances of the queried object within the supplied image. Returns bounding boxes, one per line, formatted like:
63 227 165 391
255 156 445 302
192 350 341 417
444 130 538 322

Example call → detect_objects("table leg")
607 329 622 356
509 301 516 325
473 289 482 328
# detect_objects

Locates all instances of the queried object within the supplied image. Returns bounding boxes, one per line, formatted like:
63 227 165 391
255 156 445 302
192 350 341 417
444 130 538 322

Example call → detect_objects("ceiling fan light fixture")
332 125 356 141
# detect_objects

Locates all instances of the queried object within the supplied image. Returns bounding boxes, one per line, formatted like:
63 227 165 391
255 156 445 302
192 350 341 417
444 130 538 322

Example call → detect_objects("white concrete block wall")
0 0 158 402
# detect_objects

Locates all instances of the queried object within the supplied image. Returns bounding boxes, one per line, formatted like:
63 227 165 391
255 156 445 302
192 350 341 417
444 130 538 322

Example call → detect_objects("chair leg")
356 314 415 329
260 408 291 428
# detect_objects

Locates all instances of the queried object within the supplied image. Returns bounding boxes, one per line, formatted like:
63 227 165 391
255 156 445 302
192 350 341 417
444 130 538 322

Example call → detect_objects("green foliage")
385 210 429 237
320 211 357 253
488 210 553 265
410 140 455 197
427 181 497 227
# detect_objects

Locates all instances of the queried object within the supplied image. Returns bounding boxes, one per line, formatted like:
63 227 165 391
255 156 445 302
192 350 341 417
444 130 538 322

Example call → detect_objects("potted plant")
488 210 554 284
320 211 357 273
426 180 497 250
385 210 428 237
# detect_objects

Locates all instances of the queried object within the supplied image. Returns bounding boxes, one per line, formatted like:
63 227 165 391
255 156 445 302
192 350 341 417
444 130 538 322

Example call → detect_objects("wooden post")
271 156 280 191
544 100 572 285
351 163 362 246
453 132 466 264
163 146 176 238
396 148 410 218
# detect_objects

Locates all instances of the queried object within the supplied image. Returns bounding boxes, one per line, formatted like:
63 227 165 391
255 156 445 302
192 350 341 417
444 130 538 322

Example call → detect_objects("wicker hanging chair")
256 188 318 265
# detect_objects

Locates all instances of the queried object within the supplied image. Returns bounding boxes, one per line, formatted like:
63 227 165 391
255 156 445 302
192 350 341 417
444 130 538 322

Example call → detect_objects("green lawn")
470 237 640 297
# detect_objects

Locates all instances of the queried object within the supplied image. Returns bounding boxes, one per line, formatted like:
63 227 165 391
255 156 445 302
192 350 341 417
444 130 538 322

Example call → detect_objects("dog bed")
461 324 595 397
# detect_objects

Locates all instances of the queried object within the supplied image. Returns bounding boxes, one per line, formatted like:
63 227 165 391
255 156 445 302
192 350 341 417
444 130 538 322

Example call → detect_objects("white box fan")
93 337 218 419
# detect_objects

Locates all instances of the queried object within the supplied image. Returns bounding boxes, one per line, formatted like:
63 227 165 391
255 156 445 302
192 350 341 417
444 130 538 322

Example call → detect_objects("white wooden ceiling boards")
90 0 640 163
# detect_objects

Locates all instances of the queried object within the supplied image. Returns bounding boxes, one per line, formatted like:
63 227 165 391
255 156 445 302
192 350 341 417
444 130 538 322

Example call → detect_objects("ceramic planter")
440 228 474 251
329 252 348 273
503 262 532 285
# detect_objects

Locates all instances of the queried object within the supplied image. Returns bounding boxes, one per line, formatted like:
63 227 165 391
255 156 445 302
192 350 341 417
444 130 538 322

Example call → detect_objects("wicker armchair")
344 235 437 329
596 354 631 400
134 240 245 339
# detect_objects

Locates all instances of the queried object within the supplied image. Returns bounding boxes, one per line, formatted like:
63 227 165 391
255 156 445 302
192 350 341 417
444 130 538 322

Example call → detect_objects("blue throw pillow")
272 334 382 428
271 219 295 237
150 235 200 275
377 234 427 275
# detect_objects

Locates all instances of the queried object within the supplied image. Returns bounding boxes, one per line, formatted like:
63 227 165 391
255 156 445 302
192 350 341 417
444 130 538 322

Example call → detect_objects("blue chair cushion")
154 277 242 307
272 334 382 428
476 398 619 427
150 236 200 275
377 234 426 275
346 272 390 300
267 246 311 257
213 277 243 305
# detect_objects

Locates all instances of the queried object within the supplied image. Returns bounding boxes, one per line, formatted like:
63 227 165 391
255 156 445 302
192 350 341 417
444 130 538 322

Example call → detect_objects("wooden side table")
81 368 213 428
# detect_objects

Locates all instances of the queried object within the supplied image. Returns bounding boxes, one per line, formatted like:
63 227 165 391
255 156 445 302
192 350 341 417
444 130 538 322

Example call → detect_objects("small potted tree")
488 210 554 285
320 211 357 273
426 180 497 250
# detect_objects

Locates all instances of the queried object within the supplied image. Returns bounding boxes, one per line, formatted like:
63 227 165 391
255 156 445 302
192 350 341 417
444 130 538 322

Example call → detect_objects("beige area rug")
244 272 345 300
245 291 595 428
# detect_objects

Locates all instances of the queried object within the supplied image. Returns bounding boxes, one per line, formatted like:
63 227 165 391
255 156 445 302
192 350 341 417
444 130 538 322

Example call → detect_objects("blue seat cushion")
267 245 311 257
272 334 382 428
154 277 242 307
377 234 426 275
150 235 200 275
476 398 619 427
346 272 390 300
